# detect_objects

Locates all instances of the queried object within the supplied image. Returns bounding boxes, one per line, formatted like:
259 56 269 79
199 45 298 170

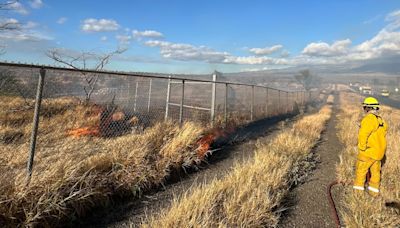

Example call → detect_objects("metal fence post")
290 92 293 112
133 81 139 112
164 76 171 121
286 91 289 113
224 83 228 127
179 79 185 125
251 85 254 121
147 79 152 113
292 92 295 111
300 91 302 106
210 72 217 125
26 67 46 185
265 88 269 117
278 90 281 114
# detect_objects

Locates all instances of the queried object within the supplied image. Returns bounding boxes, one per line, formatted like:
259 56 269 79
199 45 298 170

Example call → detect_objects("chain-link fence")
0 62 320 183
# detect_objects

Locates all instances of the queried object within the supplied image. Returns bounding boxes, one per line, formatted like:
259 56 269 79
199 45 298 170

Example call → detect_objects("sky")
1 0 400 74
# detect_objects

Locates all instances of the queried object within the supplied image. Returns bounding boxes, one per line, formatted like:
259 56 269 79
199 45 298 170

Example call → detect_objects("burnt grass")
70 102 326 228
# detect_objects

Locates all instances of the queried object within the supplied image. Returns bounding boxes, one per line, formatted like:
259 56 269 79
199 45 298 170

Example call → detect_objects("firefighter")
353 97 388 196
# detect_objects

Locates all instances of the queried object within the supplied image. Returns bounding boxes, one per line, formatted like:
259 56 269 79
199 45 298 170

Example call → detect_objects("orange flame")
67 127 100 137
196 128 233 159
197 134 215 159
67 105 107 138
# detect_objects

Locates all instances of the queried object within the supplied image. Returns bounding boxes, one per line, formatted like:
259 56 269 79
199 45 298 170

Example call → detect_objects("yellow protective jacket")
358 113 388 161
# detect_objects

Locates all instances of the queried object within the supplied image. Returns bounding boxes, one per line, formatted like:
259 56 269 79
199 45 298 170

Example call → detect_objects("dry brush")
0 96 210 227
142 97 333 227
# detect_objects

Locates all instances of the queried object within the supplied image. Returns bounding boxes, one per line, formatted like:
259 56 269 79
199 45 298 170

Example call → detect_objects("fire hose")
327 180 343 228
328 161 400 228
328 172 372 228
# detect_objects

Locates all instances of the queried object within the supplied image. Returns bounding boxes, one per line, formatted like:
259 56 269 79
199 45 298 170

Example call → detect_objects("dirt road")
279 97 341 228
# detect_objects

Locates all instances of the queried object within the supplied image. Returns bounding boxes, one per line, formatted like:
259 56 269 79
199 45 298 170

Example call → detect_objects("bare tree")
294 69 320 91
46 48 126 104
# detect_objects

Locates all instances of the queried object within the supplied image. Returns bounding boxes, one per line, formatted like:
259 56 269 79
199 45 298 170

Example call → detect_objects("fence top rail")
0 61 308 93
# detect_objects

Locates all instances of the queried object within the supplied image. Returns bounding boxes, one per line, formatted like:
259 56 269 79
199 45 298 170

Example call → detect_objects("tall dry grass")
0 96 208 227
336 92 400 227
142 99 333 227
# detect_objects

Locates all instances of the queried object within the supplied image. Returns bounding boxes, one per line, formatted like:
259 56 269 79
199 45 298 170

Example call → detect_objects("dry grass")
142 100 332 227
0 96 209 227
336 92 400 227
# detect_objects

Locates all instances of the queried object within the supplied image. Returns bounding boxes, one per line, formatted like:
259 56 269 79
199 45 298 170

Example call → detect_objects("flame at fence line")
65 103 143 138
67 127 100 137
196 128 232 159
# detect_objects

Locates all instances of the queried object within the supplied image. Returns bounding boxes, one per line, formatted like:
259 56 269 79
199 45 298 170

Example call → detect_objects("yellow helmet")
362 97 379 108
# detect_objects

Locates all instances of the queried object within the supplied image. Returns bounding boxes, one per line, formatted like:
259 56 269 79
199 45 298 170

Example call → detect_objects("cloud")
145 40 289 65
29 0 43 9
302 39 351 57
240 67 271 72
57 17 67 24
116 34 131 45
385 9 400 31
133 30 164 39
113 54 171 64
0 18 20 30
81 18 120 32
352 30 400 60
249 44 283 55
0 30 52 42
23 21 38 29
6 1 29 15
145 40 229 63
296 9 400 67
224 56 288 65
100 36 108 42
363 14 381 24
280 50 290 58
0 19 52 42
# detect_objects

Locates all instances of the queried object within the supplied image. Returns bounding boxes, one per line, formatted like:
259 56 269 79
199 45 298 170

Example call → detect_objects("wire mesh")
0 65 39 146
0 66 42 185
0 63 321 184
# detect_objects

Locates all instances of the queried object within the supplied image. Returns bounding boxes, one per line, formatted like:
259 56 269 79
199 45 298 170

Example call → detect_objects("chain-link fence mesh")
0 63 321 183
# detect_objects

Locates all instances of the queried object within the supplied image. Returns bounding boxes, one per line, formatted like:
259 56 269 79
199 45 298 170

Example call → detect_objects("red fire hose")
327 181 342 228
328 172 371 228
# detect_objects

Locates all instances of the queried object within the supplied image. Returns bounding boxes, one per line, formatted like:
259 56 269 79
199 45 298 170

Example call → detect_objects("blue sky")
1 0 400 73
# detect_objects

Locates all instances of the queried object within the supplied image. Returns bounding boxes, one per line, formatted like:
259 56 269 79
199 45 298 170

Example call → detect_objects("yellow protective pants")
353 155 381 195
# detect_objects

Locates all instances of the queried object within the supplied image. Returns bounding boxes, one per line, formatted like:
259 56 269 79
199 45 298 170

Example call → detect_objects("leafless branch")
0 0 18 10
46 48 126 103
46 50 83 70
0 21 19 31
